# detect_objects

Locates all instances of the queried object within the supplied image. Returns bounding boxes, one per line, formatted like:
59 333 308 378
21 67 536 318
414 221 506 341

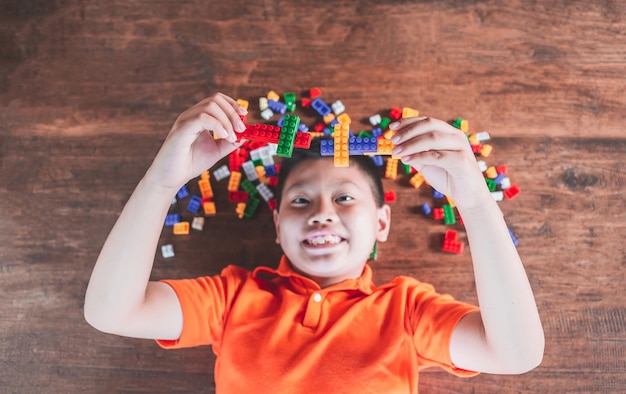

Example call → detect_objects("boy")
85 93 544 393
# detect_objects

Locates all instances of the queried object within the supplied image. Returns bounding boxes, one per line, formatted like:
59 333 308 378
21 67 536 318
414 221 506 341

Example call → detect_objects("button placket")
302 292 324 329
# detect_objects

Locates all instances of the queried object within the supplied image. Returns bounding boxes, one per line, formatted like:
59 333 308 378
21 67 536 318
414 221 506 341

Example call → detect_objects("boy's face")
273 158 391 288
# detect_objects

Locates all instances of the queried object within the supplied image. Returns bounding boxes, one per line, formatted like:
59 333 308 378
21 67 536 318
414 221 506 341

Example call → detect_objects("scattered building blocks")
369 114 382 126
198 179 214 199
161 244 175 258
389 106 402 121
176 185 189 199
421 203 432 216
203 201 216 216
243 196 261 218
173 222 190 235
442 229 464 254
187 195 202 213
433 207 444 220
266 90 280 101
331 100 345 115
333 122 350 167
236 99 249 111
409 173 425 189
384 190 397 203
213 165 230 181
276 114 300 157
228 190 249 203
504 184 521 200
191 217 205 231
376 138 394 155
402 107 419 118
385 158 399 179
442 204 456 225
311 97 332 117
480 144 493 157
165 213 181 226
227 171 242 192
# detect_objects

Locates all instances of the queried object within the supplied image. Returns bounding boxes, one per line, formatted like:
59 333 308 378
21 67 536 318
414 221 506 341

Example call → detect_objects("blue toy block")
264 165 277 177
433 189 445 199
320 139 334 156
165 213 181 226
329 119 340 128
323 127 333 135
311 98 332 117
348 137 378 154
370 155 384 167
494 173 506 185
508 227 519 247
176 185 189 199
187 195 202 213
421 203 432 216
277 116 285 127
371 127 383 138
268 99 287 115
298 123 309 132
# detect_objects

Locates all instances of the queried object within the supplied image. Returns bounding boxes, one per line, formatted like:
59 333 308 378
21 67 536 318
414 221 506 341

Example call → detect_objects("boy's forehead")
283 158 372 189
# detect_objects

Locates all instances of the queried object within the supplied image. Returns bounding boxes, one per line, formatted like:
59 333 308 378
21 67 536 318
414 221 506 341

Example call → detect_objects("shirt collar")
253 255 375 295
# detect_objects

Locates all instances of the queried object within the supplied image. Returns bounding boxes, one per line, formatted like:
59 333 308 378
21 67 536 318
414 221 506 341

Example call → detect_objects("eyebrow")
284 180 363 194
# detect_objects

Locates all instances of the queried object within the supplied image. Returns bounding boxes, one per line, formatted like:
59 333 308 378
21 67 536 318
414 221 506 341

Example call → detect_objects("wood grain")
1 1 624 393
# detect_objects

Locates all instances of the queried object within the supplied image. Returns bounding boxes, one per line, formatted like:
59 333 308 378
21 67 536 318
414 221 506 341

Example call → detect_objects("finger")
210 94 247 140
216 92 248 116
390 117 462 146
391 129 467 157
399 149 474 174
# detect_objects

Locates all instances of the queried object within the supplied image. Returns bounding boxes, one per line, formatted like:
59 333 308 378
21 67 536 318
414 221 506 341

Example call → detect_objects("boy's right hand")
145 93 248 192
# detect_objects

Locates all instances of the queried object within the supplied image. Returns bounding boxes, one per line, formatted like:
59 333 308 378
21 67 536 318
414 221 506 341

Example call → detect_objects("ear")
273 209 281 244
376 204 391 242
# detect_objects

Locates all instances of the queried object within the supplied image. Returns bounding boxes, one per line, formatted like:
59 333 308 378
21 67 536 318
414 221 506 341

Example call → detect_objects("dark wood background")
1 1 624 393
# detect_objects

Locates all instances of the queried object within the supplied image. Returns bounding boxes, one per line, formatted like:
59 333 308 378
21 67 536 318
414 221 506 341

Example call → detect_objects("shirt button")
313 293 322 303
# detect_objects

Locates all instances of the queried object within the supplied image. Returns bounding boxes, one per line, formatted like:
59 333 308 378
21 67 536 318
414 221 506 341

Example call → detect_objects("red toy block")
384 190 397 203
471 143 483 154
442 229 464 254
433 208 444 220
504 184 521 200
267 198 277 211
314 122 325 133
309 87 322 99
496 164 508 175
267 176 278 187
228 191 249 203
301 98 311 108
389 106 403 121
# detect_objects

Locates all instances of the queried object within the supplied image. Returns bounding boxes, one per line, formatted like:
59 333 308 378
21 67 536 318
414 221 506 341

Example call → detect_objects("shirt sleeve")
155 265 249 350
405 279 480 377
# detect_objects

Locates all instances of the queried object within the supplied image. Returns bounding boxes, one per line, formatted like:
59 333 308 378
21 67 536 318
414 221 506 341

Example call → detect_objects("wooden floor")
1 1 624 393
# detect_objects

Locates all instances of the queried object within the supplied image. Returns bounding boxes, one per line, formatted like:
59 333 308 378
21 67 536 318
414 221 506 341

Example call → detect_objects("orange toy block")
377 138 394 155
227 171 242 192
385 158 399 180
333 123 350 167
198 179 214 199
409 173 425 189
173 222 190 235
203 201 216 215
402 107 419 118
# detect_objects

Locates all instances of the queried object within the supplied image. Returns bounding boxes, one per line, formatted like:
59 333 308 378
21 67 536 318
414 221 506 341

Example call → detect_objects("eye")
291 197 310 205
335 195 354 203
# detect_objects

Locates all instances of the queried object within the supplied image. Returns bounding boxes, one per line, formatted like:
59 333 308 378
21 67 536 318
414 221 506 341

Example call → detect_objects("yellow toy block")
409 173 425 189
468 134 479 146
235 202 246 219
333 123 350 167
377 138 394 155
383 129 394 140
255 165 267 184
446 195 456 208
308 132 325 138
323 113 336 125
385 158 399 180
259 97 268 111
480 144 493 157
402 107 419 118
198 179 213 199
201 170 210 181
227 172 242 192
203 201 216 216
173 222 190 235
236 99 249 111
267 90 280 101
337 113 351 125
460 119 469 133
485 166 498 179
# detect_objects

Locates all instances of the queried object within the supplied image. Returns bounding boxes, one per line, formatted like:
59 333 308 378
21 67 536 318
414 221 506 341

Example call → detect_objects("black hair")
275 137 385 211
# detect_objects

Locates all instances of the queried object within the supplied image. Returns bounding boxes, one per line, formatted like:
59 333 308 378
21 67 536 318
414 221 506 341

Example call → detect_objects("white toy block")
191 217 205 231
161 244 175 258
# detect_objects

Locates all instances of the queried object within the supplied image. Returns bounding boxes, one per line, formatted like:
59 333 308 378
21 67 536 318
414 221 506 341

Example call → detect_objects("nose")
307 199 339 225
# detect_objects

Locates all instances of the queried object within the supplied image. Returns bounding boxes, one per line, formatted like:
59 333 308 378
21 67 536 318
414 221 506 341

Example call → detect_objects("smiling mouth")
304 234 345 246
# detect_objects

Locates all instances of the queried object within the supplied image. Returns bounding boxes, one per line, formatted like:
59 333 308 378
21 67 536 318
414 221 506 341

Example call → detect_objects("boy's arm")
390 117 544 374
84 93 247 340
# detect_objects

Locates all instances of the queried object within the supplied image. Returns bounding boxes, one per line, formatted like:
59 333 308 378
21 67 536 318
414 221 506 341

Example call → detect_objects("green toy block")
243 196 261 218
403 163 412 175
357 130 373 138
453 118 465 129
369 241 378 260
240 179 259 197
276 114 300 157
252 158 264 168
380 116 391 130
443 204 456 225
485 178 497 192
283 92 296 105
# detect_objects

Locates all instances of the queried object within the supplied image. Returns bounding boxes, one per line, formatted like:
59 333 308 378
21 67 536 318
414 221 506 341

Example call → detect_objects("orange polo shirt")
157 256 479 393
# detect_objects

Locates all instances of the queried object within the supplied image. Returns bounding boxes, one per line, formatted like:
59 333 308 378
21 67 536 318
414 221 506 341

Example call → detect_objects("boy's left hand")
389 116 492 211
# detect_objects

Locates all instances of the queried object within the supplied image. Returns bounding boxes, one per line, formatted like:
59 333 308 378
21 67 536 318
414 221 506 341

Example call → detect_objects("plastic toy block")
421 203 432 216
369 241 378 260
485 166 498 179
255 165 266 182
228 190 249 203
276 114 301 157
320 139 334 156
236 99 249 111
165 213 181 226
348 136 378 154
337 113 351 125
323 113 336 124
496 164 508 174
452 118 469 133
268 99 287 115
241 161 258 181
294 131 312 149
494 173 506 185
301 97 311 108
235 202 246 219
477 160 488 172
485 177 497 192
201 170 210 181
243 196 261 218
176 185 189 199
385 158 399 179
357 131 373 138
198 179 213 199
504 184 521 200
468 134 480 146
442 229 464 254
161 244 175 258
380 116 391 130
259 97 268 111
369 114 382 126
433 190 445 199
171 197 177 206
267 176 278 187
376 138 394 155
371 127 383 138
298 123 309 132
480 144 493 157
442 204 456 225
476 131 491 142
276 116 285 127
203 201 216 216
240 179 259 197
333 123 350 167
284 92 296 105
260 108 274 120
500 177 512 190
433 207 444 220
227 171 242 192
491 191 504 201
229 149 247 172
192 217 205 231
187 195 202 213
471 143 483 154
383 129 395 140
402 107 419 118
256 183 274 202
173 221 190 235
267 198 277 211
384 190 397 203
409 173 425 189
264 164 277 177
331 100 345 115
238 123 281 145
389 106 402 121
371 155 384 167
311 97 332 117
309 87 322 99
446 195 456 208
267 90 280 101
508 227 519 247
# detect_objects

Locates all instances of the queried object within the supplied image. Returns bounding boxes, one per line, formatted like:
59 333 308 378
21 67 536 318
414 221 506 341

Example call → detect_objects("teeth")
307 234 342 245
